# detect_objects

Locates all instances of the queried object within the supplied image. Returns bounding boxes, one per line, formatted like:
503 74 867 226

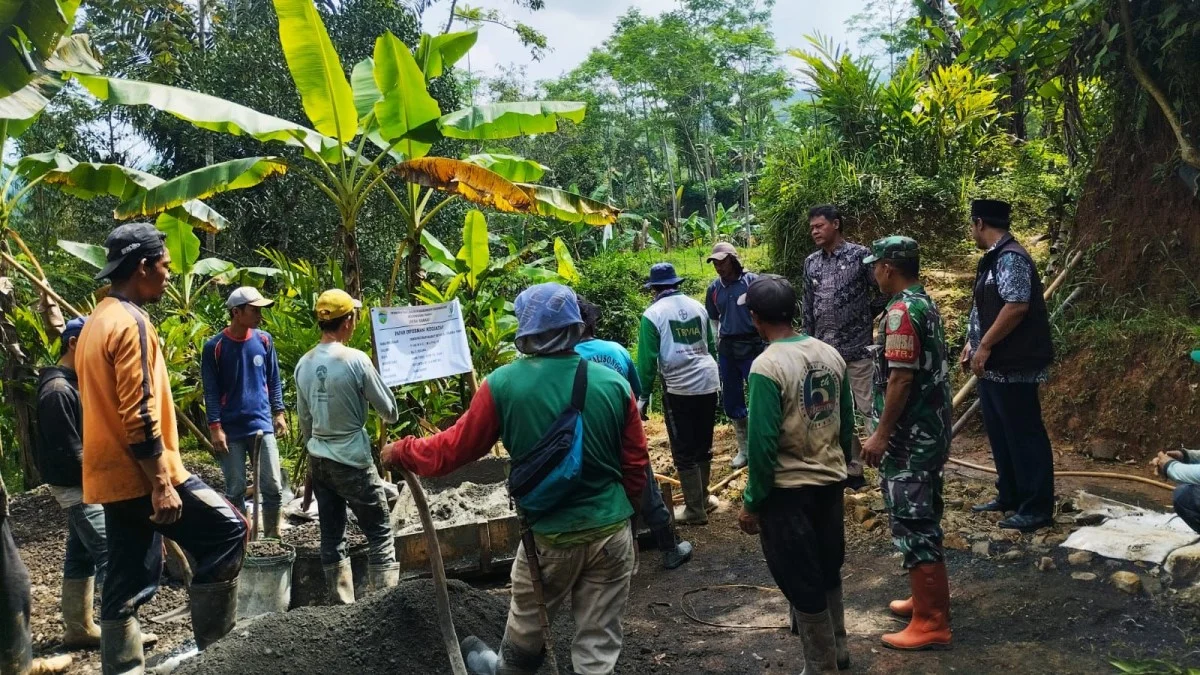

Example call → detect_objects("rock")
1067 551 1094 566
989 530 1010 542
983 511 1005 523
1165 543 1200 585
1142 576 1163 596
1071 572 1097 581
1000 550 1023 562
972 542 991 557
869 497 886 512
1054 515 1075 526
1109 571 1142 595
1087 437 1120 461
862 518 884 532
946 498 965 509
1044 534 1068 546
1036 557 1057 571
944 533 970 551
1105 560 1123 570
1075 512 1105 527
1176 584 1200 607
852 505 873 523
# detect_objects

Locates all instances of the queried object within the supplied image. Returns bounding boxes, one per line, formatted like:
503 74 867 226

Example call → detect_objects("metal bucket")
237 542 297 619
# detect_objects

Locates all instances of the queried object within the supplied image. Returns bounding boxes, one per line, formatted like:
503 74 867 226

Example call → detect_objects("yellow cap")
315 289 362 321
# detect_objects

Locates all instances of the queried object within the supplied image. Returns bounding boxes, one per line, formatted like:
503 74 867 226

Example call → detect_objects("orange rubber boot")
888 596 913 618
881 562 952 650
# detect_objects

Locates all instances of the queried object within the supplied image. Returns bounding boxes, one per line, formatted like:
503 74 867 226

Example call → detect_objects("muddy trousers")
758 484 845 613
881 470 945 569
501 524 635 675
662 392 717 471
64 502 108 588
0 517 33 675
1175 484 1200 533
218 432 284 511
310 456 396 566
100 476 247 621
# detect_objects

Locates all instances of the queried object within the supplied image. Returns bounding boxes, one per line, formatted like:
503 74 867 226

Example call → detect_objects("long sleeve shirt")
77 296 189 504
201 328 285 440
742 335 852 513
391 355 648 541
802 241 883 363
1166 449 1200 485
294 342 398 470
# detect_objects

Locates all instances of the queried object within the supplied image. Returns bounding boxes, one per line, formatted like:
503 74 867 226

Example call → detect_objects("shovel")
249 430 263 541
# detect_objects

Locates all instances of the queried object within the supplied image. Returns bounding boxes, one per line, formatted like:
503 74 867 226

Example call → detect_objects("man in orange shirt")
77 223 246 673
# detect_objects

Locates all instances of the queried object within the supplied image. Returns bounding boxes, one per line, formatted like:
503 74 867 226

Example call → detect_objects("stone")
862 518 884 532
1044 534 1068 546
990 531 1010 542
1087 438 1120 461
1071 572 1097 581
944 533 970 552
853 505 873 523
1075 512 1106 527
1165 543 1200 585
1000 550 1024 562
972 541 991 557
1142 576 1163 596
1109 571 1142 595
1067 551 1094 566
1105 560 1123 570
1054 515 1075 526
946 498 965 509
1037 557 1057 571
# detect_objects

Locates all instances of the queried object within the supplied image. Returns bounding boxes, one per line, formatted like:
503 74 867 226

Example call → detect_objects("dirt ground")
9 423 1200 673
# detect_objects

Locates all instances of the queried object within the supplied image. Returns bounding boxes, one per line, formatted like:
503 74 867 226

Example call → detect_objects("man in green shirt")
385 283 648 675
860 236 953 651
736 275 854 673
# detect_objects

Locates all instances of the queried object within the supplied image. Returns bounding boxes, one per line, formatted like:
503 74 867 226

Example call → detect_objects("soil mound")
176 579 508 675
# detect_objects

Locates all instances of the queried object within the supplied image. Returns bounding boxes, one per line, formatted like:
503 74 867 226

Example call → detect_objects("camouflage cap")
862 235 919 264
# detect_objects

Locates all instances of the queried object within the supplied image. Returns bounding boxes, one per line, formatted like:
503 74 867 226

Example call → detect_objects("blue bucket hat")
644 262 684 290
61 316 87 342
514 283 583 339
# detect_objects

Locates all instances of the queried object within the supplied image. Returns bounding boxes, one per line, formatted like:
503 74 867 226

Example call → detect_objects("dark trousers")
717 355 754 420
882 470 945 569
758 484 844 614
978 380 1055 519
640 464 670 531
0 518 32 674
64 502 108 586
310 456 396 567
101 476 246 621
1175 484 1200 533
662 392 718 471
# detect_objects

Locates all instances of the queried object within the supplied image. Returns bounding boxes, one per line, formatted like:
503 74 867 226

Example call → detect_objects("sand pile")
175 579 509 675
391 481 514 534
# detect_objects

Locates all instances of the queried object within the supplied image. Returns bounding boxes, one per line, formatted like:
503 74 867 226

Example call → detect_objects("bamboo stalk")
0 251 84 318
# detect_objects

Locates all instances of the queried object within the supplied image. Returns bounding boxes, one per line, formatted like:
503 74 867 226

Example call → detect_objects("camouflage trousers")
880 469 945 569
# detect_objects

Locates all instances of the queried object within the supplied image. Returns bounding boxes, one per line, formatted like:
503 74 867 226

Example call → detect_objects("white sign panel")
370 299 473 387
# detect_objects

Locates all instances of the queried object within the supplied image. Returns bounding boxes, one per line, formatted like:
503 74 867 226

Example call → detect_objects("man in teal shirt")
736 275 854 673
295 289 399 604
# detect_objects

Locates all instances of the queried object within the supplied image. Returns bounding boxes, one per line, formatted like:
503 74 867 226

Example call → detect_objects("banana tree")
65 0 620 300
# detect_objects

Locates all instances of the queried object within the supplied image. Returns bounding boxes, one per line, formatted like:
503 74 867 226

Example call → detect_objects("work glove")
637 397 650 421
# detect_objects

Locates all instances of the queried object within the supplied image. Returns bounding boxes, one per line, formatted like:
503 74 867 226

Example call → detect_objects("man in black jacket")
962 200 1055 532
35 317 105 649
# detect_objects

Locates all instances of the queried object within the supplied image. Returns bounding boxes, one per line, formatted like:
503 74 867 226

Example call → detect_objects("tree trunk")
342 226 363 299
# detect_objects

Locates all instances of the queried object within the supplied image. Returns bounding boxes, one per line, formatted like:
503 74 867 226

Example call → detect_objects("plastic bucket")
237 541 297 619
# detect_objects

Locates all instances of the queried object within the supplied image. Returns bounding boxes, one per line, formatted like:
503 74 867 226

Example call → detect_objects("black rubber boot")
652 525 693 569
99 616 144 675
188 578 238 650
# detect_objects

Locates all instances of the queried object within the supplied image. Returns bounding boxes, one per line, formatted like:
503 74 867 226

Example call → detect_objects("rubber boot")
368 562 400 592
99 616 145 675
889 596 913 618
29 654 74 673
825 587 851 670
699 461 720 511
188 578 238 650
1 607 33 675
323 559 355 605
496 638 544 675
652 524 693 569
881 562 952 650
794 608 839 675
672 466 708 525
61 576 102 648
461 635 499 675
730 418 748 469
263 506 282 539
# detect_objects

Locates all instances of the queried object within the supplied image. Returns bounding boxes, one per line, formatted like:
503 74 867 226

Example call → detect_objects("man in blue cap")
1150 349 1200 534
35 317 106 649
638 263 721 525
705 243 763 469
385 283 648 675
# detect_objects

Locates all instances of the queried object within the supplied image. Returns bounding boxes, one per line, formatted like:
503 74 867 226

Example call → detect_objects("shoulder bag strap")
571 358 589 412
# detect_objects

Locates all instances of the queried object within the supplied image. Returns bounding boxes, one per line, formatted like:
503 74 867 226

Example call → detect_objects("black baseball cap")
95 222 166 281
738 274 796 323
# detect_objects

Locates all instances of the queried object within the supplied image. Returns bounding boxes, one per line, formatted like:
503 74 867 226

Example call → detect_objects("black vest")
972 235 1054 372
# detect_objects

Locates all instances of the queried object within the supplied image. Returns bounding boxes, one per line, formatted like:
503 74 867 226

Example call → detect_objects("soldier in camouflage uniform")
860 236 953 651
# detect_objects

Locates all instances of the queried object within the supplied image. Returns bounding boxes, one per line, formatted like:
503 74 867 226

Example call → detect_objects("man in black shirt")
35 317 105 649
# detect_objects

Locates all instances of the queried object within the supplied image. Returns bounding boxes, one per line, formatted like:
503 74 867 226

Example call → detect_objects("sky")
419 0 871 84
